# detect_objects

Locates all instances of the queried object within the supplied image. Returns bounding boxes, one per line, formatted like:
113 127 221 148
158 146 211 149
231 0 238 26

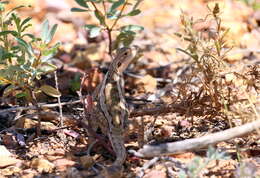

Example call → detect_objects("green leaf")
75 0 89 8
6 5 25 17
0 50 15 60
0 3 5 12
40 20 58 44
21 24 32 33
85 25 101 38
107 0 117 2
16 92 27 98
41 42 60 61
0 30 18 37
107 10 120 19
20 17 31 29
47 24 58 43
109 0 125 13
0 47 3 60
132 0 143 10
41 20 49 43
21 33 36 40
114 30 135 48
38 62 57 73
11 13 21 32
121 25 144 32
16 37 33 55
40 84 61 97
71 7 88 12
94 10 106 26
86 0 103 2
127 9 141 16
69 74 81 92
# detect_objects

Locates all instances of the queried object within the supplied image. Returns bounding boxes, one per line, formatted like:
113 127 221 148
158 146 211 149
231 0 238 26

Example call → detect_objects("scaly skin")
93 47 138 177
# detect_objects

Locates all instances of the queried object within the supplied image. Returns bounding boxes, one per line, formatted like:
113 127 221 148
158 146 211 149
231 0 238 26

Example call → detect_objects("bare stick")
0 102 190 119
130 119 260 158
130 103 200 117
0 100 81 114
54 71 63 127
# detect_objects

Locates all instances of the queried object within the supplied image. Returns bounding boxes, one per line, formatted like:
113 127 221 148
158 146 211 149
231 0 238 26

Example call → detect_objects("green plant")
0 1 61 102
178 146 230 178
71 0 144 56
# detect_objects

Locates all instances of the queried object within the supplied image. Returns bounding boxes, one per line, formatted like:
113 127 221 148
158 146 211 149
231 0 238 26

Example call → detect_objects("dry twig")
130 119 260 158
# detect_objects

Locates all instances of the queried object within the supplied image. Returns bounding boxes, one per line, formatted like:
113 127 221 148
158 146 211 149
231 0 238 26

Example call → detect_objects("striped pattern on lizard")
93 46 139 177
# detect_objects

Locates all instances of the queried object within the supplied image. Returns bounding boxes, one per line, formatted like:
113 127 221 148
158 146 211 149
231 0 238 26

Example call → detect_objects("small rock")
2 133 19 148
0 157 21 168
1 166 22 176
16 117 57 130
0 146 22 168
0 145 12 157
144 170 167 178
31 158 54 173
53 158 76 172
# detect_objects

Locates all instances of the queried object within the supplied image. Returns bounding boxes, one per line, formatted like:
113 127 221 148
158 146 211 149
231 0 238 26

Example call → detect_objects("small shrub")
0 1 60 103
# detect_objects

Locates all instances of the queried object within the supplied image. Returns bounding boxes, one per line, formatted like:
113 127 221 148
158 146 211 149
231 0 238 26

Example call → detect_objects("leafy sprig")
71 0 144 56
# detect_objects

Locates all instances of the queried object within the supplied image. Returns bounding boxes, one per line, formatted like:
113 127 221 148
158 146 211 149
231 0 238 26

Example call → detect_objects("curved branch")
130 119 260 158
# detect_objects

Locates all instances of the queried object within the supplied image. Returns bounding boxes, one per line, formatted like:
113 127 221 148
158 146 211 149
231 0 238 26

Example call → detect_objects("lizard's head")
115 46 139 73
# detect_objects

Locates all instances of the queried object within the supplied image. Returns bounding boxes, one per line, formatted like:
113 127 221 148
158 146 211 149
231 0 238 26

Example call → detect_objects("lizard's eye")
123 52 128 56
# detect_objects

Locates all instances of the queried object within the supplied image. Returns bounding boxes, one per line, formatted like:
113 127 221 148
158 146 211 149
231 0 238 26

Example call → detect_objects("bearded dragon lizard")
92 46 139 177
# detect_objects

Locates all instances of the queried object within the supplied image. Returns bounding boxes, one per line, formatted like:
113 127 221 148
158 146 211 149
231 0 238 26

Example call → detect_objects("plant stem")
106 0 129 57
107 27 113 57
110 0 128 30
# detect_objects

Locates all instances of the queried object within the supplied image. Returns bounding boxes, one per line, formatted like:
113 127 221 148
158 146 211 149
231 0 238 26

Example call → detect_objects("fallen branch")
130 119 260 158
0 100 81 114
129 103 215 117
0 101 215 120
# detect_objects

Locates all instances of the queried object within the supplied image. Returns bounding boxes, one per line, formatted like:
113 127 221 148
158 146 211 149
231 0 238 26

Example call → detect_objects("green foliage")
0 2 60 101
178 146 230 178
69 74 81 93
71 0 144 54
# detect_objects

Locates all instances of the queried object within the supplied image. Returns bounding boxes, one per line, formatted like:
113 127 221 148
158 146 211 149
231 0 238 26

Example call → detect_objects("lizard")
91 46 139 177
